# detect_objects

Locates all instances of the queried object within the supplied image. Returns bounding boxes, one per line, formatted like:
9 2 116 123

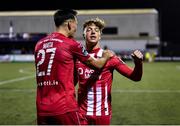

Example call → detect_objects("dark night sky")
1 0 180 43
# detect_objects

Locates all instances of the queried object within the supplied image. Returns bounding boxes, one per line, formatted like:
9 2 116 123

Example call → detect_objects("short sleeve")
107 56 125 68
109 56 133 77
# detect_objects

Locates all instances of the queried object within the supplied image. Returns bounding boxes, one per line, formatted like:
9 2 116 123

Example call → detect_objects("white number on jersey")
36 48 56 76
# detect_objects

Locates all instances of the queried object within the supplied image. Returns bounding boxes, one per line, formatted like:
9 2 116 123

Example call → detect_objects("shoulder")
35 36 47 51
63 38 81 48
106 55 125 66
112 55 125 64
71 39 82 46
70 39 85 50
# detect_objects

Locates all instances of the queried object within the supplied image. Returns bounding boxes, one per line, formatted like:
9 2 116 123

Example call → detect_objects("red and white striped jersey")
75 48 134 116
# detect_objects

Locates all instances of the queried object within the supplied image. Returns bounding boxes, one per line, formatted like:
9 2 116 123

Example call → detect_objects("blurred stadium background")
0 0 180 124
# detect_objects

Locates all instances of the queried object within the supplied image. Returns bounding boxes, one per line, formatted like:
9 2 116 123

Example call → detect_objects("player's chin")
89 39 98 43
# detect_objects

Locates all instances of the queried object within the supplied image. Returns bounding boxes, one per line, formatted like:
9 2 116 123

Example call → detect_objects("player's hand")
131 50 143 63
102 49 114 60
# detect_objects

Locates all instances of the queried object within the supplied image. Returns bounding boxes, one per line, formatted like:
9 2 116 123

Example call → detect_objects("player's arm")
129 50 143 81
114 50 143 81
85 50 113 69
74 64 78 86
72 42 113 69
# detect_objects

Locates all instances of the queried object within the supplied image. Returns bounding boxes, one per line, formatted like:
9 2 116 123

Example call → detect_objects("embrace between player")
34 9 113 125
34 9 143 125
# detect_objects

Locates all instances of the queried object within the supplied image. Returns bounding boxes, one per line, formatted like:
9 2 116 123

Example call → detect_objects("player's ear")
99 30 102 40
67 22 71 31
99 31 102 40
83 29 86 39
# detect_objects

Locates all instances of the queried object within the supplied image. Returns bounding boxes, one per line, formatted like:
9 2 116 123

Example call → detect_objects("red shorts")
79 114 111 125
37 111 80 125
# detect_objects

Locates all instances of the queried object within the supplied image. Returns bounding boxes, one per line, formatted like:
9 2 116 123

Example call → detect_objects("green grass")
0 62 180 124
0 62 36 125
112 62 180 124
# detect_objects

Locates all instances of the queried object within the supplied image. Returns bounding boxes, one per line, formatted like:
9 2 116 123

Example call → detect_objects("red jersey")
34 32 90 116
75 48 135 116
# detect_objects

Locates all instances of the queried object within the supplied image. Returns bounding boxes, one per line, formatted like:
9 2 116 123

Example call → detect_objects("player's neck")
56 27 69 37
86 42 100 52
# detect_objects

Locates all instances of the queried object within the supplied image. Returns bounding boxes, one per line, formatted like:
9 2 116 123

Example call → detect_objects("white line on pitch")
19 68 34 75
112 89 180 93
0 75 34 86
0 88 180 93
0 88 35 92
176 65 180 70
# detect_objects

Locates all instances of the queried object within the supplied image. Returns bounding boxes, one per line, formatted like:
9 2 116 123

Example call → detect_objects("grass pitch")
0 62 180 124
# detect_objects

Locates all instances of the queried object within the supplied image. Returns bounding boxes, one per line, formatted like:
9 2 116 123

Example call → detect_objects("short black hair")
54 9 77 27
